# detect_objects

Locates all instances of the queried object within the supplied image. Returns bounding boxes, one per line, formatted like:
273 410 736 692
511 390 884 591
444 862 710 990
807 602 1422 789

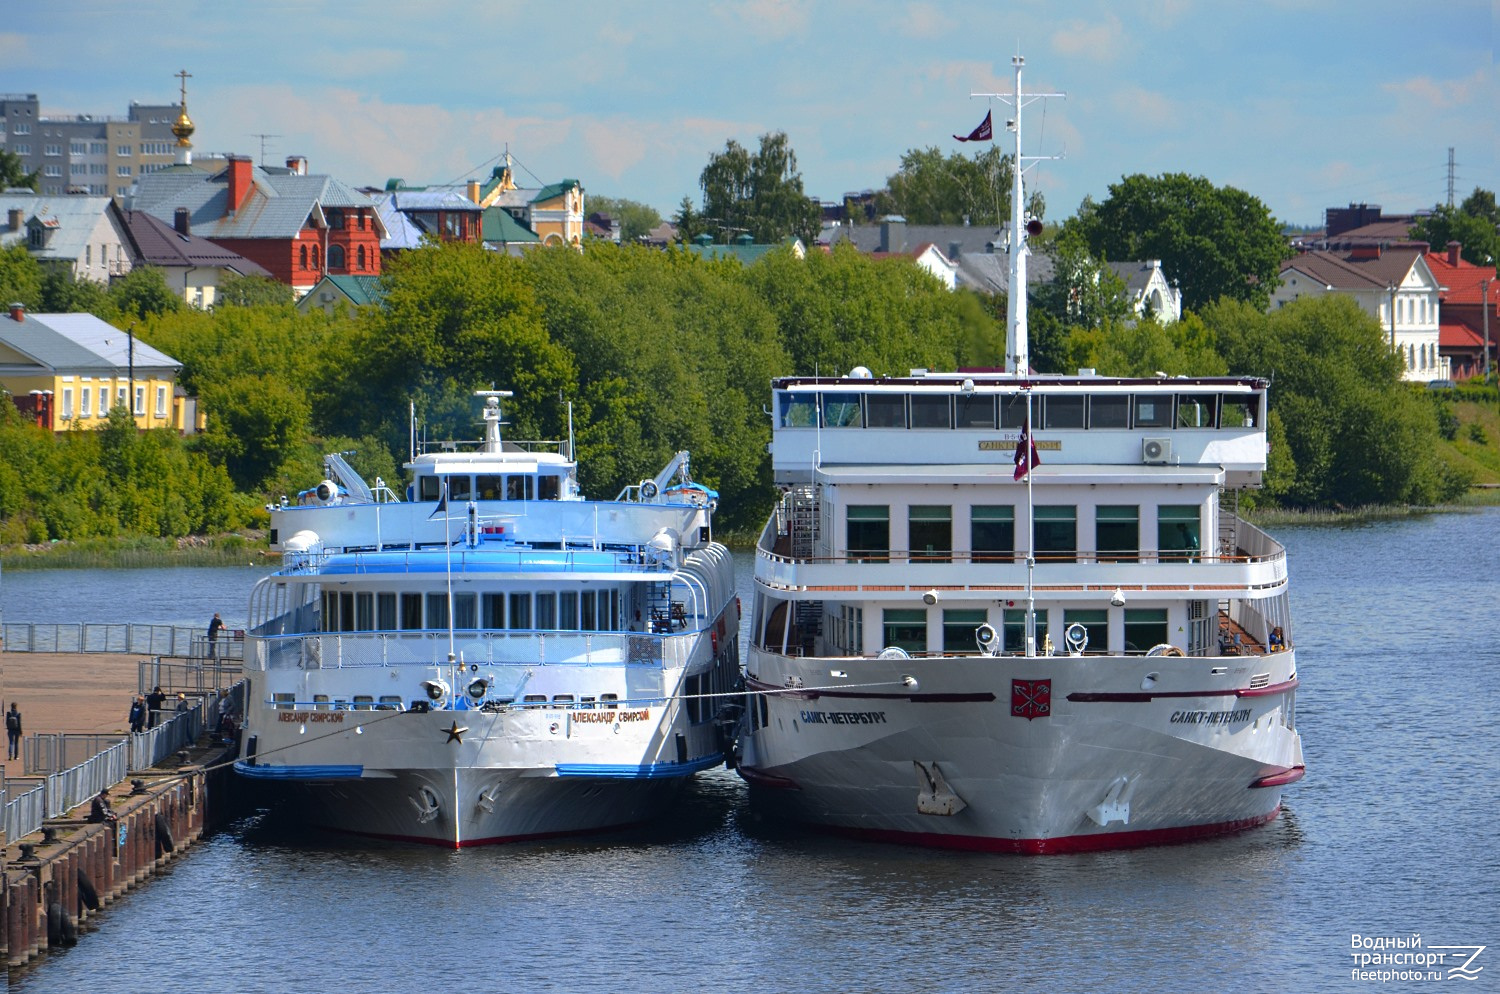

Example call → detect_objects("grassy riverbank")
0 532 274 570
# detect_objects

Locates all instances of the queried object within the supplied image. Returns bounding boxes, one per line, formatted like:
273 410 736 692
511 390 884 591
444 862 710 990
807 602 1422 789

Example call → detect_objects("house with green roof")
296 274 387 315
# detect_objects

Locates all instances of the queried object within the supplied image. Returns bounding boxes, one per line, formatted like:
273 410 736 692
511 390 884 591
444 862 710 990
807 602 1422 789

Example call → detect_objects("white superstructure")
235 393 740 847
735 57 1303 852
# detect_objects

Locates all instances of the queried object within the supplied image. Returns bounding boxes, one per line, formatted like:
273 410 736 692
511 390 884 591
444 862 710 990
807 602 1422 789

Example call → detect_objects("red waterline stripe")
802 807 1282 855
1068 677 1299 704
737 765 801 790
1249 765 1306 789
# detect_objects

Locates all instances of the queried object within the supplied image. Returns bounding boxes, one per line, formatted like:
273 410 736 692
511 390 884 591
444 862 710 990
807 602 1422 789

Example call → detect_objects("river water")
4 510 1498 993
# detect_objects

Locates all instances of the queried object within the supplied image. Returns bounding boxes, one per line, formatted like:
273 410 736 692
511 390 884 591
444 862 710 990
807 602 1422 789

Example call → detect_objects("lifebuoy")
77 867 100 912
154 812 176 855
1145 643 1186 657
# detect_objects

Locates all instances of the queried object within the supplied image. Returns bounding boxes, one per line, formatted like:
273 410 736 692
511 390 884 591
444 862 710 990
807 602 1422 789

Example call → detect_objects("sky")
4 1 1495 228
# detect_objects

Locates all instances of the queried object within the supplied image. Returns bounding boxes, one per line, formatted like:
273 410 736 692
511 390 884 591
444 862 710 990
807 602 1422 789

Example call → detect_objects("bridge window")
1042 395 1085 428
882 609 926 654
476 474 503 499
779 394 817 427
448 475 472 500
821 392 862 427
847 505 890 562
971 505 1015 562
1176 394 1217 428
1089 394 1131 428
866 393 906 427
910 395 951 428
418 476 441 501
538 475 561 500
507 475 534 500
955 393 995 428
1063 609 1108 653
999 394 1030 428
1003 608 1048 654
1158 505 1200 562
1221 396 1255 428
909 505 952 562
1134 396 1173 428
943 609 987 653
1124 609 1169 653
1096 505 1139 561
1034 505 1077 562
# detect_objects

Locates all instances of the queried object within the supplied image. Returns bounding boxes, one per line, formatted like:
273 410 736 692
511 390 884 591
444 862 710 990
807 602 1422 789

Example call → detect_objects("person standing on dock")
207 612 225 660
129 695 147 733
146 686 166 729
5 701 20 760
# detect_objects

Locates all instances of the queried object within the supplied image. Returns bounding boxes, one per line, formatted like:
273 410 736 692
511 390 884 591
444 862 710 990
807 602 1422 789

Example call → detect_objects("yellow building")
470 154 585 248
0 304 198 433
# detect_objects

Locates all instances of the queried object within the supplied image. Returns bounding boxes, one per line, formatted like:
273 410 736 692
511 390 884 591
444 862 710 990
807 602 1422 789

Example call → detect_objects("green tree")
1061 312 1228 378
40 267 114 317
1409 189 1500 272
1205 294 1466 506
1034 228 1132 329
671 197 704 245
0 147 38 191
1066 173 1288 311
586 196 662 243
109 265 181 320
699 132 821 245
0 244 43 309
876 145 1042 227
215 273 295 308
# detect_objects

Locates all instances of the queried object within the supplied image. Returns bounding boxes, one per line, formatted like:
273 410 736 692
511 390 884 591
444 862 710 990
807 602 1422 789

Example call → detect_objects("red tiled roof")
1425 251 1496 306
1440 320 1484 348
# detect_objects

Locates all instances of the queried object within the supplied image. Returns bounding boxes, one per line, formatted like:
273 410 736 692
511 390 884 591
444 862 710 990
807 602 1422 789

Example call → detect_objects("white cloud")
1050 13 1128 62
901 3 957 39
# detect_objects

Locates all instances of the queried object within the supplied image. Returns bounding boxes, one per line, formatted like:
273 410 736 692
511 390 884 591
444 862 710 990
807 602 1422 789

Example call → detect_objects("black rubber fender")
154 812 176 855
46 901 63 946
77 867 100 912
61 908 78 946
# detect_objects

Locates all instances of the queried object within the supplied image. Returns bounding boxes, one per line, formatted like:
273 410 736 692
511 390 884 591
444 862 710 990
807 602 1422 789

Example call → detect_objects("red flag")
954 110 993 143
1013 417 1040 481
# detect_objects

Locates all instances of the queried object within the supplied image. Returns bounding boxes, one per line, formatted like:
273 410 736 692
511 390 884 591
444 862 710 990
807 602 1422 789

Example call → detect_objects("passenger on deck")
1269 627 1285 651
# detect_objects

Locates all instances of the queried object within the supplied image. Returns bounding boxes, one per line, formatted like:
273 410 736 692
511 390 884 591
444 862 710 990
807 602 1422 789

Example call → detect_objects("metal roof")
0 312 180 373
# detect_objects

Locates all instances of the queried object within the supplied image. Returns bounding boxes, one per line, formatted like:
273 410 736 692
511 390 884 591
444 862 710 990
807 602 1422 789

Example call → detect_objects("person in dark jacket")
145 686 166 729
5 702 20 760
89 788 117 824
128 696 147 733
207 612 225 659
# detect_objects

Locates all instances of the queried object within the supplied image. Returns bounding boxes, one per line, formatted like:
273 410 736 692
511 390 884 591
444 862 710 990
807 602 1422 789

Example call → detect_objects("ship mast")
974 55 1063 374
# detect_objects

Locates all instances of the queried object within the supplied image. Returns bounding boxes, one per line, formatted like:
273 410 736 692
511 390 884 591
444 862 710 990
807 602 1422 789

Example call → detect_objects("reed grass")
0 533 274 571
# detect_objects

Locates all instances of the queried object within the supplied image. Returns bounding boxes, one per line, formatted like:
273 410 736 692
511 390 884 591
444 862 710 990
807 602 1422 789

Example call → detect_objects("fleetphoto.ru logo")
1349 934 1485 982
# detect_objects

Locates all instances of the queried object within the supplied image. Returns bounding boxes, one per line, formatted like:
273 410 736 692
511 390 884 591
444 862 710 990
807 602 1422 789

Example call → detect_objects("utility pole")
1483 277 1492 382
1446 147 1456 208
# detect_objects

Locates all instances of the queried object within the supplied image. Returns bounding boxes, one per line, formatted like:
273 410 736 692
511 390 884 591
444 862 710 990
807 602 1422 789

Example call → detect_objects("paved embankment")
3 652 239 970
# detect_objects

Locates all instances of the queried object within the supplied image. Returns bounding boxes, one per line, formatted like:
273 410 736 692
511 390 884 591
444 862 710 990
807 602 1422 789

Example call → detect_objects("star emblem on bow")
443 720 469 744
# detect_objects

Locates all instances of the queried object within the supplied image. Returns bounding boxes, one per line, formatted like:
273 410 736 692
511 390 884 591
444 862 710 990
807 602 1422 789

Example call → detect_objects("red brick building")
129 155 386 298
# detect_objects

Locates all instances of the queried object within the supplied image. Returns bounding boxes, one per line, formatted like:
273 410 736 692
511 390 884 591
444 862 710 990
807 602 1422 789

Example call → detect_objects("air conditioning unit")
1142 437 1172 464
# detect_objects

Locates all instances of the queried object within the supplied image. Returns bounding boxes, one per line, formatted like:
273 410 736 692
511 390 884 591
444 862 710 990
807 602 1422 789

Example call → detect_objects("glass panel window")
847 505 889 562
1003 608 1048 654
418 476 440 501
882 609 926 654
508 593 531 630
971 505 1015 562
133 386 145 414
476 474 503 499
1221 396 1255 428
355 592 374 631
909 505 952 562
400 593 423 630
910 395 951 428
61 388 73 418
1034 505 1077 562
506 475 533 500
1043 395 1085 428
866 393 906 428
942 609 988 653
535 592 557 629
1063 609 1108 654
538 475 560 500
999 393 1030 429
955 393 995 428
453 593 477 630
1090 394 1131 428
1176 393 1217 428
1096 505 1139 561
821 392 862 427
580 590 597 630
482 593 505 629
1124 609 1169 654
1134 396 1173 428
155 385 167 417
425 593 449 631
1158 505 1201 562
779 393 817 427
377 593 397 630
447 475 472 501
559 591 579 630
80 387 91 417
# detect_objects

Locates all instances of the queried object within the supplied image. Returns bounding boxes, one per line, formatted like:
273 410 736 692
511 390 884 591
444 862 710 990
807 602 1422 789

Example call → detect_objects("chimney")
226 155 253 216
467 179 481 204
880 215 906 253
8 302 24 322
1447 241 1461 266
174 207 191 236
1351 245 1382 261
7 208 21 232
285 155 307 176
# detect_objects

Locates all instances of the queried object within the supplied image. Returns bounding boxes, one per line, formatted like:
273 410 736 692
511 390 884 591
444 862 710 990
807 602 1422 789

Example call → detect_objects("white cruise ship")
234 392 740 847
734 57 1303 853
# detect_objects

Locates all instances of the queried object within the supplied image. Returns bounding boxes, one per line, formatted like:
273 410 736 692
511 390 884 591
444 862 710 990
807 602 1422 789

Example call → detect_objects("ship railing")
416 437 568 456
0 622 243 658
248 629 696 671
756 546 1284 567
